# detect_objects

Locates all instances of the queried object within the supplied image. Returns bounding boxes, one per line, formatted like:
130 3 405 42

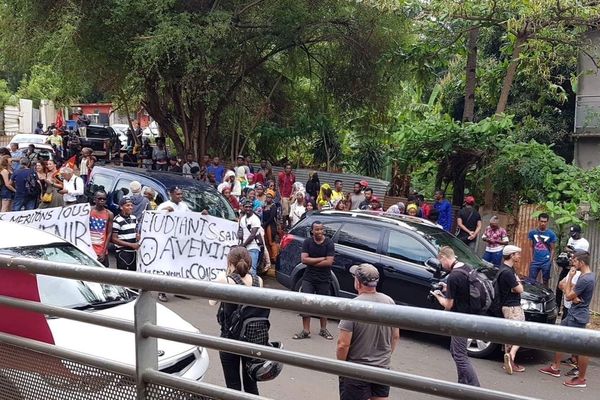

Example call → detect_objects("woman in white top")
289 191 306 227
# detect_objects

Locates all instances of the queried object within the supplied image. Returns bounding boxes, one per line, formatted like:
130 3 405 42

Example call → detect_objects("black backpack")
24 170 41 197
217 274 270 343
455 265 498 315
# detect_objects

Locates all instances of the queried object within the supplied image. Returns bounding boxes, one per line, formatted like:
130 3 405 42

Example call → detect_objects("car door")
378 229 437 307
87 172 117 210
332 222 382 298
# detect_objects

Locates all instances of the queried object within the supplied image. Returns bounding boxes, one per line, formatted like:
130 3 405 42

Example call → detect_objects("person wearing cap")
481 216 509 267
497 245 525 375
337 263 400 400
540 250 595 388
111 197 140 272
128 180 150 221
556 225 590 314
456 196 482 251
406 203 418 216
239 199 264 276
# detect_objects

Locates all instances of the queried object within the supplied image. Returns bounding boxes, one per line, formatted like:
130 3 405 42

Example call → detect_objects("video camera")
425 257 445 303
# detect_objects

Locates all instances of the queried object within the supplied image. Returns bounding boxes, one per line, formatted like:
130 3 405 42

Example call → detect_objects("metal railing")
1 255 600 400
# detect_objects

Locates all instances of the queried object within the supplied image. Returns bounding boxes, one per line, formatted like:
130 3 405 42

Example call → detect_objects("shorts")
281 197 291 217
339 376 390 400
561 313 588 329
529 262 551 281
1 187 14 200
301 279 330 296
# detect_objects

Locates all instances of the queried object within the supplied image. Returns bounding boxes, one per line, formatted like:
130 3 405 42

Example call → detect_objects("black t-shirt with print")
302 237 335 284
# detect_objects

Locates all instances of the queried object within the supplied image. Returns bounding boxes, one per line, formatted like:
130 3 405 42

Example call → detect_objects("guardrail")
1 255 599 400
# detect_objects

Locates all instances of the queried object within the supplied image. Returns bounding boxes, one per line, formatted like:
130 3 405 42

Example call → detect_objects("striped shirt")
113 214 137 251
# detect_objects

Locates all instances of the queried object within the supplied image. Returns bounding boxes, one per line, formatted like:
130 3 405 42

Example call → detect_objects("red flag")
55 109 64 129
65 155 77 170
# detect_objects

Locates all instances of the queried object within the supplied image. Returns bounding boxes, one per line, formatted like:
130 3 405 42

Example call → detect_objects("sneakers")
563 377 587 388
566 367 579 377
503 354 513 375
561 357 578 367
512 363 525 373
539 365 561 378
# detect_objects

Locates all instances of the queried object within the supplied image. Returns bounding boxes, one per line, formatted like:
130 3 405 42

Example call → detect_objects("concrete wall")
578 31 600 96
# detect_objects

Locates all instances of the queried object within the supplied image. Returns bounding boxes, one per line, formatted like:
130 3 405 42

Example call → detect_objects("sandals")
319 328 334 340
293 330 311 340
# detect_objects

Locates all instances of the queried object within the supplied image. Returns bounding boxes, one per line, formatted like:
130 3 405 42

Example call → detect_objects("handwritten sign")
138 211 238 281
0 204 95 257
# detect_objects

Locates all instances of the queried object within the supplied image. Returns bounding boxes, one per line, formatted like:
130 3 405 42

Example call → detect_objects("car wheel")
466 338 498 358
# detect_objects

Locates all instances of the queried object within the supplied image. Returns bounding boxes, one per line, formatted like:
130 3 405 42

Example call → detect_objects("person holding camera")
238 200 263 276
431 246 480 387
556 225 589 314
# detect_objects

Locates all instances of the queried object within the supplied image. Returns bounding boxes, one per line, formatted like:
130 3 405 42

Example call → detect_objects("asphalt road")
162 277 598 400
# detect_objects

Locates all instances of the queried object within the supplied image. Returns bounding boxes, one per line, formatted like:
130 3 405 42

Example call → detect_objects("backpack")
217 274 270 343
24 170 41 197
455 265 498 315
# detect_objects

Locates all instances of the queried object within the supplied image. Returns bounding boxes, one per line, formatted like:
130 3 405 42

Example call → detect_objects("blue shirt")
207 165 225 184
434 199 453 232
528 228 557 266
12 168 32 197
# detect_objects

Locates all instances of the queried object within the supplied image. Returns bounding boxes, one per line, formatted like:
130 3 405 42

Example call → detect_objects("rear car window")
88 173 114 193
290 219 341 239
337 223 381 253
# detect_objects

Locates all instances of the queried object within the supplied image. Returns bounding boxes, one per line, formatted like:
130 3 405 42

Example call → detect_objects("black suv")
276 210 557 357
80 125 121 160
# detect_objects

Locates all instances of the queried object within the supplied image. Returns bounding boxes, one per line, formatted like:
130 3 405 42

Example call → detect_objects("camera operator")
431 246 480 387
556 225 589 315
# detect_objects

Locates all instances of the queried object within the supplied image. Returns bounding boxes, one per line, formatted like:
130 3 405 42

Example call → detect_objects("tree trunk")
463 27 479 122
495 34 527 115
451 168 467 207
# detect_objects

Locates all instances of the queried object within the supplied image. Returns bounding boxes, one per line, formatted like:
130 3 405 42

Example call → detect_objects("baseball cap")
129 180 142 194
349 264 379 287
237 154 245 159
465 196 475 205
502 245 521 256
490 215 499 223
359 180 369 188
570 225 582 233
119 197 133 207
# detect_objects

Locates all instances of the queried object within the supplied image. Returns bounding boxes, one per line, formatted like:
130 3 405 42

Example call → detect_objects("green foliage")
0 79 15 108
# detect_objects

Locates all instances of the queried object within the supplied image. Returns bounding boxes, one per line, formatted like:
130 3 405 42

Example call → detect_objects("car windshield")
408 224 488 269
182 187 237 221
0 243 132 309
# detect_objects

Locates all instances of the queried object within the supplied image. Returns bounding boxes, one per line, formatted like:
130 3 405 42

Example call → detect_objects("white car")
8 134 49 147
142 121 159 142
0 222 209 397
110 124 130 148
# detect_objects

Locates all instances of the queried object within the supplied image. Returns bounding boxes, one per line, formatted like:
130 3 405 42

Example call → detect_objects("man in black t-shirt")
456 196 482 250
293 221 335 341
432 246 480 387
497 245 525 375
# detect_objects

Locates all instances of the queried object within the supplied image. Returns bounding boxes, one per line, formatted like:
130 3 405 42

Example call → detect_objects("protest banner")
138 211 238 281
0 204 95 257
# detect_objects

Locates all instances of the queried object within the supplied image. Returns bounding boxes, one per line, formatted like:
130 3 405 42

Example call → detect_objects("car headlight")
520 299 543 312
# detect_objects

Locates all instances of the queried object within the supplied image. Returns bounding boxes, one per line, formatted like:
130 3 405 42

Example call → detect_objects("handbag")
41 191 53 203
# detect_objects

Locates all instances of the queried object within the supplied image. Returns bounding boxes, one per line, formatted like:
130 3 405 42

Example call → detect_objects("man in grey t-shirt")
349 182 366 210
337 264 400 400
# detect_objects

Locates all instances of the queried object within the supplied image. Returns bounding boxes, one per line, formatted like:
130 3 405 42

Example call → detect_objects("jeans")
529 262 551 282
248 248 260 276
12 196 37 211
450 336 480 386
482 250 503 267
219 351 258 395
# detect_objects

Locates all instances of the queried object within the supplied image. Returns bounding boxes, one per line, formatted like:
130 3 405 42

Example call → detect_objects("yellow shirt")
47 135 63 147
331 190 345 203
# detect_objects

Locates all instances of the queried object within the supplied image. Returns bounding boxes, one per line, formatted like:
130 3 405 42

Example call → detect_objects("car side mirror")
425 257 442 277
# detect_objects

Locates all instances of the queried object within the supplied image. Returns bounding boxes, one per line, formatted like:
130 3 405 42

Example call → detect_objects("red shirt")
278 171 295 197
228 195 240 211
